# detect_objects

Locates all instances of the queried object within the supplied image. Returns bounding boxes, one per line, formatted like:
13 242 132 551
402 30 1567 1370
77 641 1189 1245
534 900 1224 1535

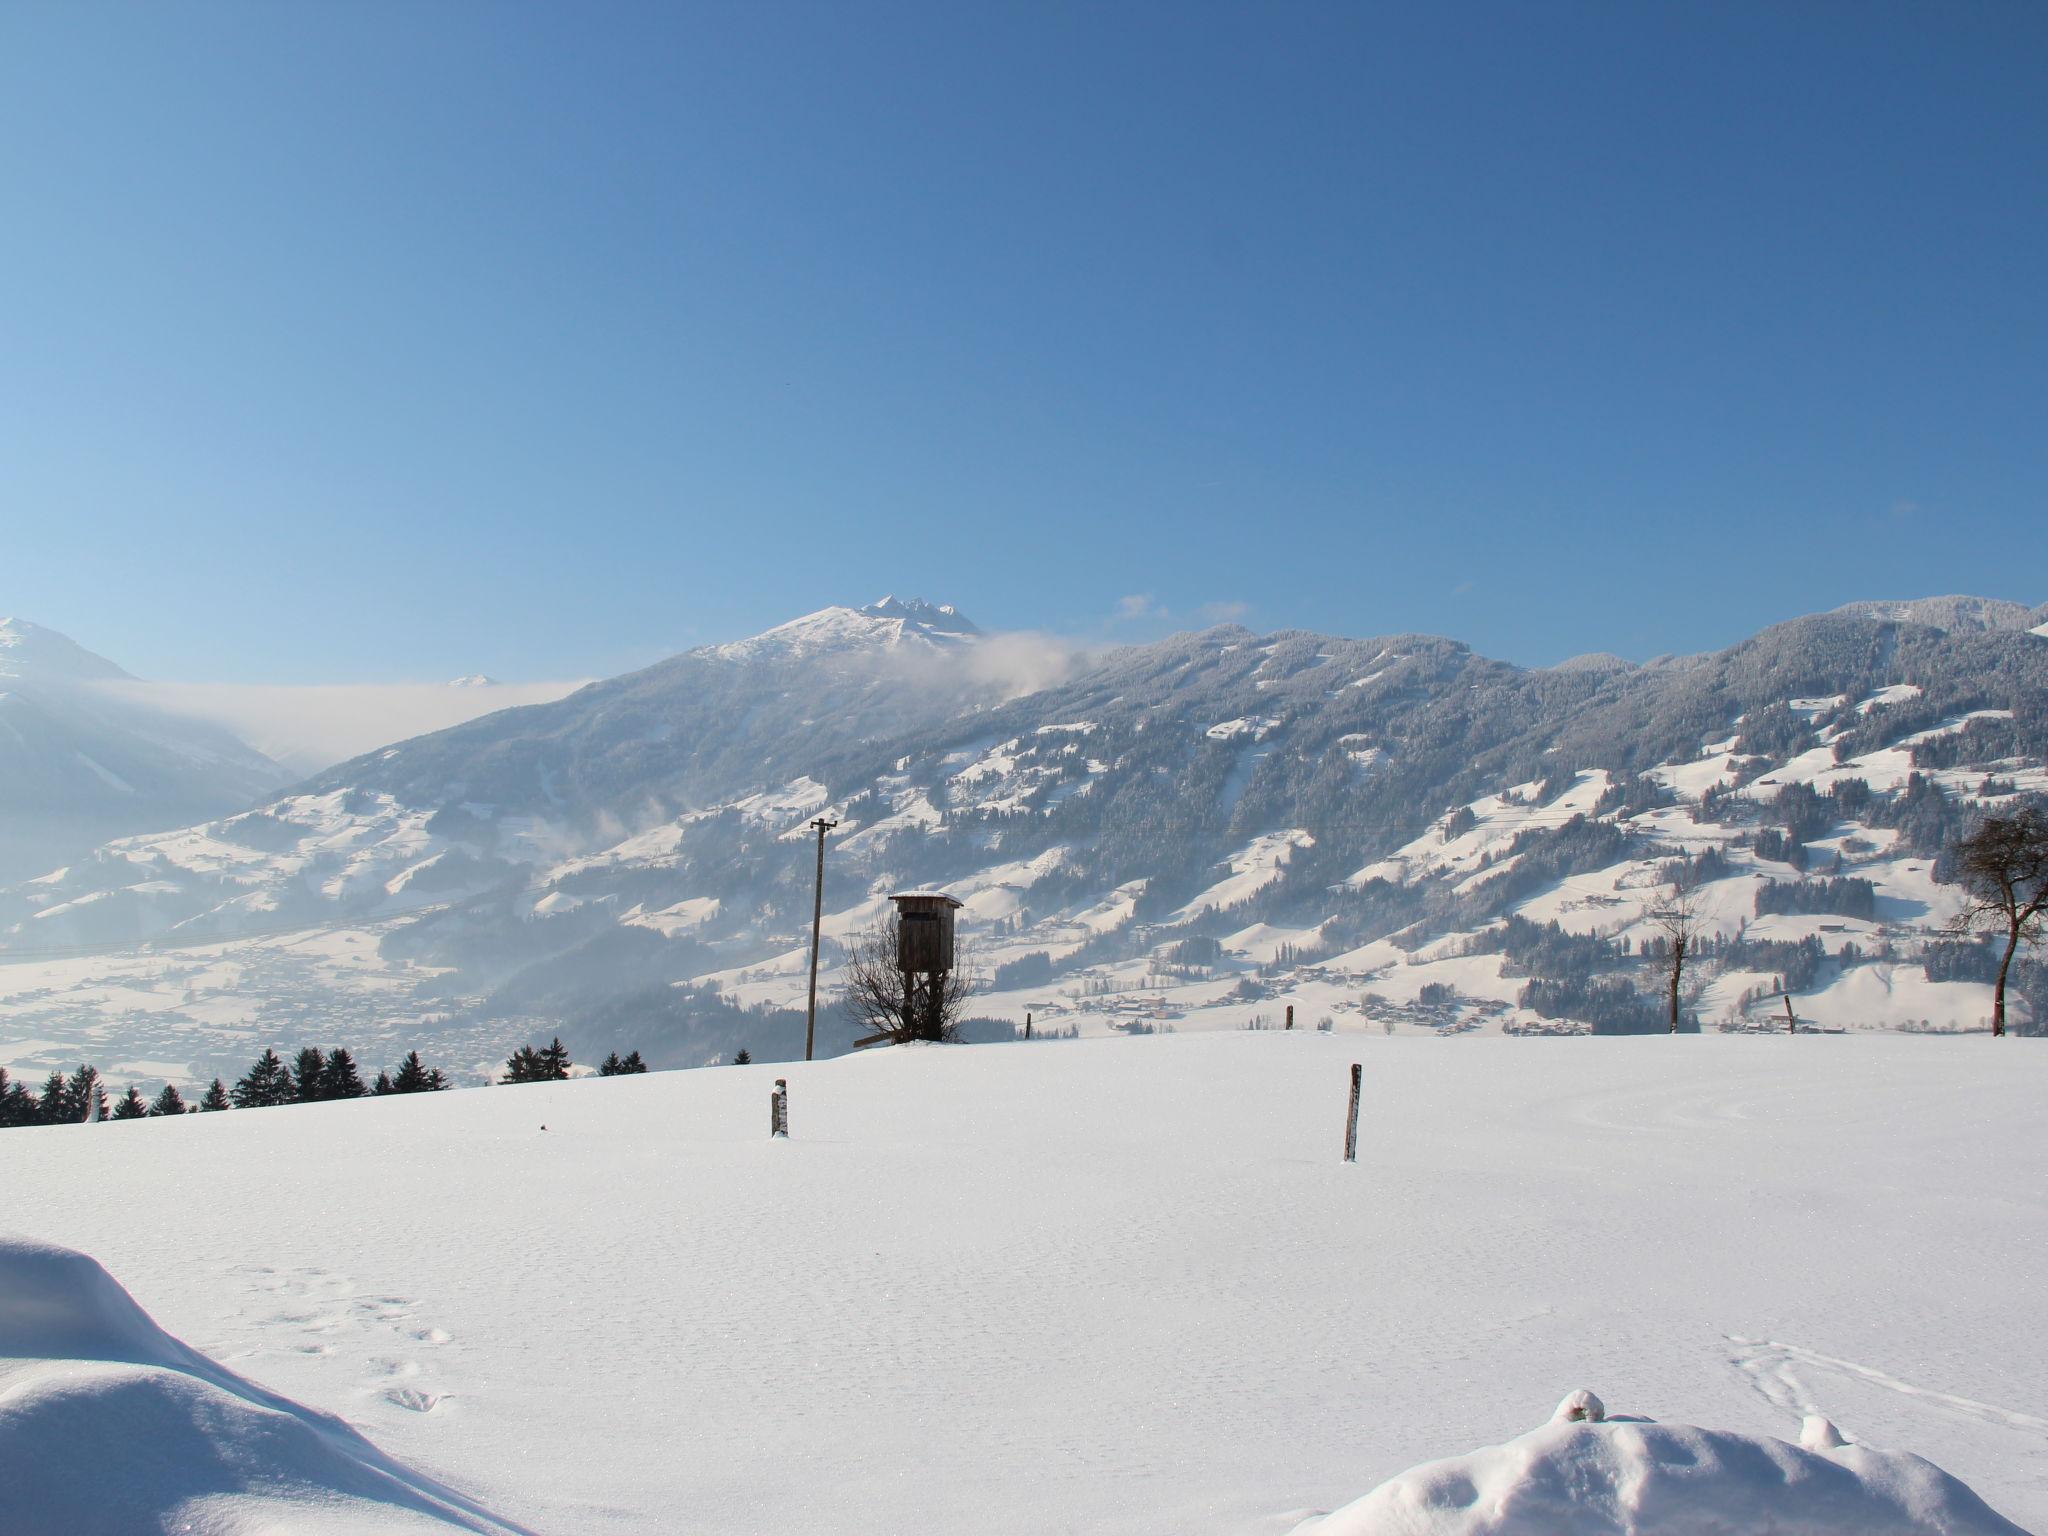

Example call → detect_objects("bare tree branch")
837 914 978 1044
1647 870 1710 1034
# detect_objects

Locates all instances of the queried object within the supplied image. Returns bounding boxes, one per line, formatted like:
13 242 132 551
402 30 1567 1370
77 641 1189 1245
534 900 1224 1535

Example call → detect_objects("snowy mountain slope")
2 599 2046 1090
1828 594 2048 635
296 597 1000 826
0 618 289 884
2 1034 2042 1533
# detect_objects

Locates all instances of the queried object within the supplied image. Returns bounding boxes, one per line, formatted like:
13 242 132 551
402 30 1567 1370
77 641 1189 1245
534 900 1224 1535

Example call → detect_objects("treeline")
0 1037 654 1130
1754 877 1878 920
499 1038 648 1082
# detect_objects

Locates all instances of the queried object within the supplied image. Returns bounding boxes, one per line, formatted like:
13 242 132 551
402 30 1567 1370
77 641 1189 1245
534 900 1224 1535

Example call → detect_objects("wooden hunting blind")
891 892 961 974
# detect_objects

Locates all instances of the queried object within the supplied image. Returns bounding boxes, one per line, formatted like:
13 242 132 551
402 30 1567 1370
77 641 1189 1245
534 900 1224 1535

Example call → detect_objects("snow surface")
0 1234 523 1533
2 1033 2042 1534
1296 1398 2025 1535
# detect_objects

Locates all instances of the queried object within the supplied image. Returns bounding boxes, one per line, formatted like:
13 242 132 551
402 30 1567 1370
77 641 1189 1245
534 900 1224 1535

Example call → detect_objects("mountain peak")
858 596 980 637
0 618 132 684
709 599 980 662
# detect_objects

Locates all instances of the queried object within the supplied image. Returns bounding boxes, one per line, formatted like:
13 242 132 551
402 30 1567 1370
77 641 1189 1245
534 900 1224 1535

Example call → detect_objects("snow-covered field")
4 1032 2043 1533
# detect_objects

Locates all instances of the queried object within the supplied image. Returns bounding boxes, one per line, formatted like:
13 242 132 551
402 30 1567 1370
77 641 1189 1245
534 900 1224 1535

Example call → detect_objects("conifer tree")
538 1038 572 1080
233 1049 294 1108
292 1047 329 1102
149 1083 188 1117
68 1066 109 1123
38 1070 71 1124
732 1048 752 1065
599 1051 624 1076
619 1049 646 1073
199 1078 232 1112
501 1045 546 1084
372 1070 395 1095
322 1049 366 1100
0 1068 40 1127
113 1086 150 1120
391 1051 439 1093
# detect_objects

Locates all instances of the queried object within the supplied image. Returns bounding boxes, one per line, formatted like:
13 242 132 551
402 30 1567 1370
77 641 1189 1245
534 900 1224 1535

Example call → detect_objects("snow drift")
1295 1391 2026 1536
0 1234 525 1534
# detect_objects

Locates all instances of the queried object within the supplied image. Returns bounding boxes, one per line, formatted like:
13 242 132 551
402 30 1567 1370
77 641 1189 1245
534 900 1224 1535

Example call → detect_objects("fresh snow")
1 1033 2040 1534
0 1235 523 1532
1296 1395 2023 1535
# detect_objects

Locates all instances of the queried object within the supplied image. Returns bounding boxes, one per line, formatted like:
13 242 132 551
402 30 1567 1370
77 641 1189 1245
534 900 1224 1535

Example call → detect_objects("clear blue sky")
2 1 2043 682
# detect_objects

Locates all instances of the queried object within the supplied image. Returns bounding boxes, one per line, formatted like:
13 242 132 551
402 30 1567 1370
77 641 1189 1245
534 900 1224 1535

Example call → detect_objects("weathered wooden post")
770 1078 789 1138
1782 994 1796 1034
1285 1004 1294 1031
1343 1063 1361 1163
1024 1012 1033 1041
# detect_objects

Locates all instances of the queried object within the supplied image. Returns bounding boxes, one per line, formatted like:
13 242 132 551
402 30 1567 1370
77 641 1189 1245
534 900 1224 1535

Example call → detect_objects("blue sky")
2 1 2043 683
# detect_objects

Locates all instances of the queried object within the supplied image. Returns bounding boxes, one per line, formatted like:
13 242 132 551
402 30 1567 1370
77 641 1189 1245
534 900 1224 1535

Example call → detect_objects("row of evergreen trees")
500 1039 649 1082
0 1064 198 1127
2 1038 661 1129
0 1045 456 1129
228 1046 450 1107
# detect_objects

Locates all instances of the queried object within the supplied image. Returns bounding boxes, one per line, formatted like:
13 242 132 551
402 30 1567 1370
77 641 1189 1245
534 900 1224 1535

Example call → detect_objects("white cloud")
96 678 590 775
1114 594 1164 623
1197 600 1250 624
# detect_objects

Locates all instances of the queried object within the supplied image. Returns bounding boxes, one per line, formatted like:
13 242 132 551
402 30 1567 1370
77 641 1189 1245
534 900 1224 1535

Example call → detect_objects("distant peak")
0 618 133 684
447 674 498 688
859 596 978 634
709 598 980 663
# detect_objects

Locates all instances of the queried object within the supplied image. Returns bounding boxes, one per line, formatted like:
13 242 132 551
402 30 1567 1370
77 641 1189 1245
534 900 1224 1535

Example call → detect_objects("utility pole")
804 817 839 1062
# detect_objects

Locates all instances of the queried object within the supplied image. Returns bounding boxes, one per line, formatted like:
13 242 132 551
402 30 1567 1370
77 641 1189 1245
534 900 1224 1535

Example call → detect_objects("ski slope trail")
1 1033 2042 1533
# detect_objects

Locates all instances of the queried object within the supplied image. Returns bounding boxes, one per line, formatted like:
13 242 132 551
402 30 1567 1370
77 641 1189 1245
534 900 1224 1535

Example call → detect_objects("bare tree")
1950 807 2048 1037
1648 876 1705 1034
839 914 977 1044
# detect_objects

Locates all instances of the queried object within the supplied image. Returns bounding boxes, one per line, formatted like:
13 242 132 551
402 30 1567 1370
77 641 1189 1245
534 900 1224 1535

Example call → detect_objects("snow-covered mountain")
710 595 980 661
1 596 2045 1086
0 618 289 884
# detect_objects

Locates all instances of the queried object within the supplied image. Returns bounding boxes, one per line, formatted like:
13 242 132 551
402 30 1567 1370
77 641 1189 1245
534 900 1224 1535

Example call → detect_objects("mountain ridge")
0 593 2044 1083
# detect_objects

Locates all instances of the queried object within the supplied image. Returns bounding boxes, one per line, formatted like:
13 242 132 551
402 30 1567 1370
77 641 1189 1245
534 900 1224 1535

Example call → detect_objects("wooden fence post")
1344 1063 1361 1163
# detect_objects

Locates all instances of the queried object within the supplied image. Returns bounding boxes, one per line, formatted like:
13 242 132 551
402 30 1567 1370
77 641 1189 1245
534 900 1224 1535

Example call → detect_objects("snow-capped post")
770 1078 788 1138
1343 1063 1361 1163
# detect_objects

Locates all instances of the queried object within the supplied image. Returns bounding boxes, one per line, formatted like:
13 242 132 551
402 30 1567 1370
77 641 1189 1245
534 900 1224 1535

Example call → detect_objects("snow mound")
0 1234 525 1534
1293 1397 2024 1536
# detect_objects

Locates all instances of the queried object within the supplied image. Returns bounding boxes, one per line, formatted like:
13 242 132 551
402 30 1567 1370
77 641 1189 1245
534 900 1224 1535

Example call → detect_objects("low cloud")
883 629 1090 704
1114 594 1164 623
97 678 591 775
962 630 1088 698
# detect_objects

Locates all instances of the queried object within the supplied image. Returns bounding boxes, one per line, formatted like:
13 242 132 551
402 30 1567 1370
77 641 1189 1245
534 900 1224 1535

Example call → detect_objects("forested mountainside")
2 596 2044 1085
